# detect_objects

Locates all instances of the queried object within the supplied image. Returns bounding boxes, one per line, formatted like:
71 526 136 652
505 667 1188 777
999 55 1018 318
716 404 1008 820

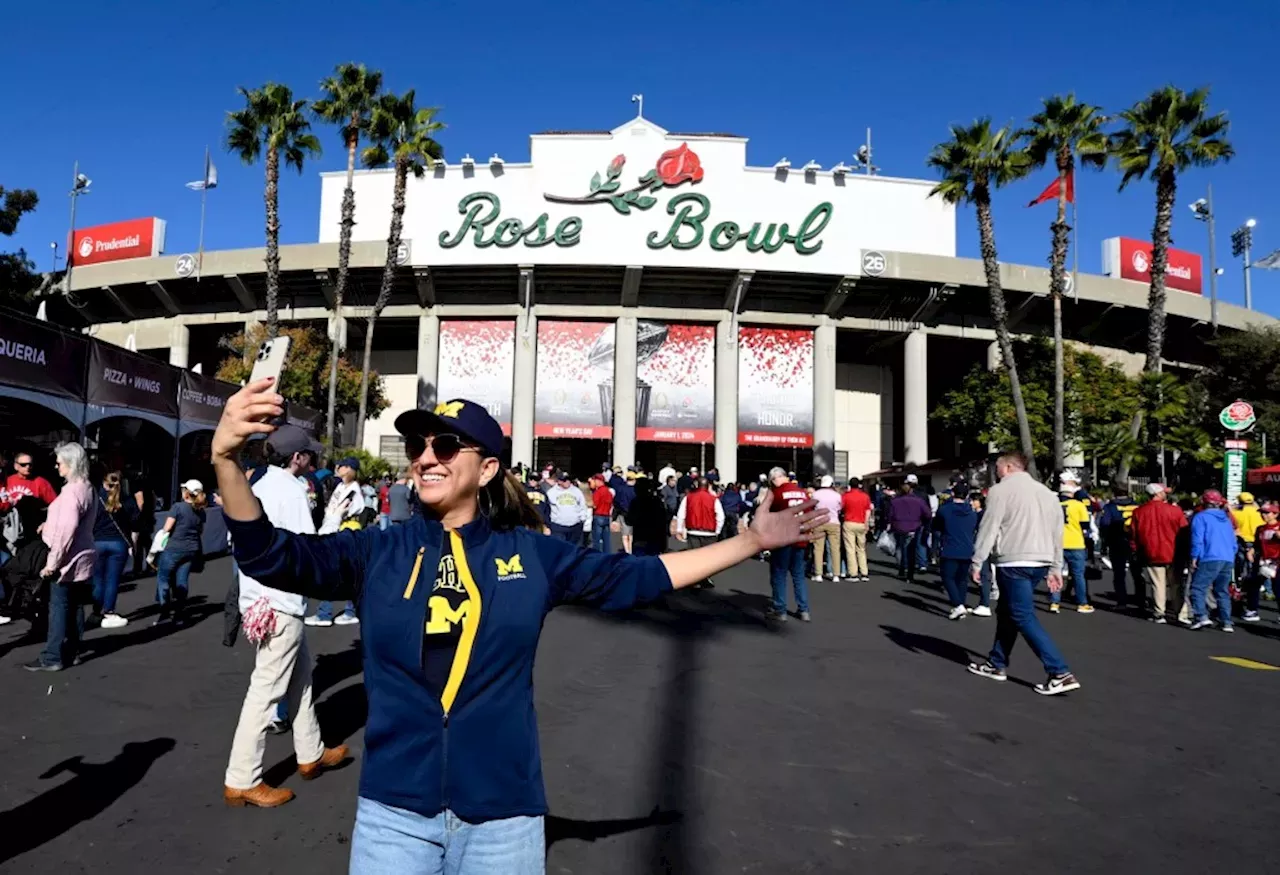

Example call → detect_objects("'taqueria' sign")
436 142 833 256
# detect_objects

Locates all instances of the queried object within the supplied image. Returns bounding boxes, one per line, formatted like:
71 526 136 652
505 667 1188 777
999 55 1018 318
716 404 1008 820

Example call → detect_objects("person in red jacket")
589 475 614 553
1243 502 1280 622
0 451 58 513
1129 483 1188 624
676 479 724 588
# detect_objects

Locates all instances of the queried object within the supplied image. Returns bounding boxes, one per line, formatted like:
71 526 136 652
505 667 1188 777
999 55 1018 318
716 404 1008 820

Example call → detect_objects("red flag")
1027 171 1074 207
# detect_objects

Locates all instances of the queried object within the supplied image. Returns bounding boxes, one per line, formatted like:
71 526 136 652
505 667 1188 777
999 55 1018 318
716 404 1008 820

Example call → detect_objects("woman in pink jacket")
26 443 97 672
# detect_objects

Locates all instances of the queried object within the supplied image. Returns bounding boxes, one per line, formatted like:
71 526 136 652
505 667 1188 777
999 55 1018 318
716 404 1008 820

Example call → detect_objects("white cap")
181 479 204 493
1059 471 1081 485
905 474 919 484
1146 483 1167 496
820 475 834 488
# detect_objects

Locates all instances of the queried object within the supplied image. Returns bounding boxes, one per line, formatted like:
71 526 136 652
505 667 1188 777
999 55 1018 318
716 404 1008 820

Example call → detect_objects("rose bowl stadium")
11 114 1274 491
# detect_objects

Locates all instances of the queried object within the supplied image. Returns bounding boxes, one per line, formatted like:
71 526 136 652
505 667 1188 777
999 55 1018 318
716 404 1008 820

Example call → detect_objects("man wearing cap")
1234 492 1265 592
545 470 589 544
1188 490 1238 631
675 478 724 587
1130 483 1189 623
1243 502 1280 621
887 475 932 583
841 477 873 582
811 475 843 582
224 424 347 808
1099 486 1140 610
1059 473 1094 614
524 472 550 533
307 457 366 627
611 470 637 553
677 467 698 496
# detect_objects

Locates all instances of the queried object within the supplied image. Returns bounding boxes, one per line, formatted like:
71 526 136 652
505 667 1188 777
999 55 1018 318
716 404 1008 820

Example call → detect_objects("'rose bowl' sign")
1102 236 1202 294
1220 400 1256 432
71 218 166 266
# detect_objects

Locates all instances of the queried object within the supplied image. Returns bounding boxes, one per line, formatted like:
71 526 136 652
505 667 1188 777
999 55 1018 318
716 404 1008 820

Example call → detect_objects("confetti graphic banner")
737 326 814 447
535 321 615 438
437 321 515 435
635 321 715 443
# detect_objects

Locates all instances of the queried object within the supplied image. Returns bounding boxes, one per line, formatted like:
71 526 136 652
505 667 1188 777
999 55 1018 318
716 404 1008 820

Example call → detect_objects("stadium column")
714 315 738 483
613 314 638 468
416 310 439 409
813 319 836 476
904 328 928 464
511 307 537 468
168 323 190 369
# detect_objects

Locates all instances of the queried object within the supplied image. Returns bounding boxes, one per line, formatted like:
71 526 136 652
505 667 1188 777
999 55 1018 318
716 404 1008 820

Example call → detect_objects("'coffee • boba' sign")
438 143 833 255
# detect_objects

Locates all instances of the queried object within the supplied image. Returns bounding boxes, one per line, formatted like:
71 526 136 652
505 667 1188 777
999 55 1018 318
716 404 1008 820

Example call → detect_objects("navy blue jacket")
932 500 978 560
226 511 672 822
610 479 636 514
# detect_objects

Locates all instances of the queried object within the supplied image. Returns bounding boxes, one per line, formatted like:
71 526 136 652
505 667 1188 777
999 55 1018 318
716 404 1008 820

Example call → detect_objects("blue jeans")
350 797 544 875
155 549 197 611
978 561 992 607
988 566 1069 676
1190 560 1233 626
917 530 930 569
92 538 129 614
1062 548 1088 607
377 514 389 531
769 544 809 614
41 578 86 667
939 557 970 608
316 600 355 621
591 515 611 553
894 531 920 578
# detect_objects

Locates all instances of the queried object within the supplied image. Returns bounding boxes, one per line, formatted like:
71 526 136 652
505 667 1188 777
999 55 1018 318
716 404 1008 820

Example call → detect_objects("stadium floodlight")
1188 187 1220 328
774 157 790 170
831 162 851 176
74 173 91 191
489 154 504 168
460 154 475 169
1231 218 1257 310
802 160 821 173
1246 218 1257 229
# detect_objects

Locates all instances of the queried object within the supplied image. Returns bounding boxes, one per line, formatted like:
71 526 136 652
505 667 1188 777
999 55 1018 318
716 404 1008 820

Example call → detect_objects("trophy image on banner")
588 321 669 427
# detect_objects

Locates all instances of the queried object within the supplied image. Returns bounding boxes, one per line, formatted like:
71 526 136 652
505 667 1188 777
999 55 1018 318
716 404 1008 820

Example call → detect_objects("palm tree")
354 91 445 447
226 83 322 339
312 63 383 450
927 120 1038 476
1109 86 1232 487
1020 95 1108 475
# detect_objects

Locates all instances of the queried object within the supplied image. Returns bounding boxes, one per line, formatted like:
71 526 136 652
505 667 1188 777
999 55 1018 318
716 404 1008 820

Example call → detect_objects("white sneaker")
100 613 129 629
0 615 12 626
810 576 823 582
971 605 992 617
304 615 333 627
948 606 968 620
333 614 360 626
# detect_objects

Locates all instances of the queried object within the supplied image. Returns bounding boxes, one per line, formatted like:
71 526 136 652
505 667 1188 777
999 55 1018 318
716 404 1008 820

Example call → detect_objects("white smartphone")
249 336 291 386
248 336 291 423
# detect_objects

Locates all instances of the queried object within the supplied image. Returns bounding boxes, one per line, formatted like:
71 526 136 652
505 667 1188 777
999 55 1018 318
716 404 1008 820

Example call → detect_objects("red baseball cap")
1200 489 1226 507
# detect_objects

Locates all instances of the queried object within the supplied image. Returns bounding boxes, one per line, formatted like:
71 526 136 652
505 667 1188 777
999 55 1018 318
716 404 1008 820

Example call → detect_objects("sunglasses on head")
404 433 480 464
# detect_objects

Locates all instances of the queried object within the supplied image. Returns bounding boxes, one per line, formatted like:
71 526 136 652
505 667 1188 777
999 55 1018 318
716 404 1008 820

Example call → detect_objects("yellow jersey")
1061 498 1091 551
1236 504 1264 543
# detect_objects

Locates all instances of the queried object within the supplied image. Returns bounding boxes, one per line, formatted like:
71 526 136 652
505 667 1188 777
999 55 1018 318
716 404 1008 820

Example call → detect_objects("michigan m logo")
434 400 465 418
495 554 524 577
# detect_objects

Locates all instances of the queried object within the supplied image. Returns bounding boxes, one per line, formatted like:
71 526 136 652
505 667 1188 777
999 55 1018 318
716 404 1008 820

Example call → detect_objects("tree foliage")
214 324 388 432
0 185 41 311
1203 325 1280 438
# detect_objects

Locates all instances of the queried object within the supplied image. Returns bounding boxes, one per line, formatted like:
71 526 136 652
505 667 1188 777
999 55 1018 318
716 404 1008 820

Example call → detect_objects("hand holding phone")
249 336 291 387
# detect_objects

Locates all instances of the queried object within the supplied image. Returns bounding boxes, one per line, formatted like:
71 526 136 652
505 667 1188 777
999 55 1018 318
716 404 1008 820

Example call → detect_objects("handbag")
146 530 170 568
98 496 134 561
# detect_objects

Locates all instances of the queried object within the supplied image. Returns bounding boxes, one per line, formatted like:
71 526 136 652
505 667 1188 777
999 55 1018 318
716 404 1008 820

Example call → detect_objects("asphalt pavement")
1 546 1277 874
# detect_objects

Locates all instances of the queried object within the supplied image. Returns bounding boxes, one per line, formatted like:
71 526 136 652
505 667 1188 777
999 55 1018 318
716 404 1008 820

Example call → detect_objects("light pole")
64 162 91 293
1189 188 1218 329
1231 217 1256 310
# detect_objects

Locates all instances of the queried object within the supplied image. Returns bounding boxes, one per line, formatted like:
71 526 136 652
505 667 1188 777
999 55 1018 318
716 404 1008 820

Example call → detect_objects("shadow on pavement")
881 591 949 618
261 681 367 787
80 598 221 665
313 640 364 699
545 807 682 855
880 624 982 666
0 738 175 865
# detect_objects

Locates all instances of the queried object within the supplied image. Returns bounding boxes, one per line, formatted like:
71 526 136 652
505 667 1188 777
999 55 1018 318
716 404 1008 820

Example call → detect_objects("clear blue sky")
5 0 1277 315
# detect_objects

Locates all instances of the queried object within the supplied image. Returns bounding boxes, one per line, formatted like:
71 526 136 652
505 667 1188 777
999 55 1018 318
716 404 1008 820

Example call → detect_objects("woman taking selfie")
212 379 825 875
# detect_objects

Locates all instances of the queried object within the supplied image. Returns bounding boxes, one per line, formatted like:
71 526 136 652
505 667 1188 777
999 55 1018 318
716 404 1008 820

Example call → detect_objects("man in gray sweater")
967 453 1081 696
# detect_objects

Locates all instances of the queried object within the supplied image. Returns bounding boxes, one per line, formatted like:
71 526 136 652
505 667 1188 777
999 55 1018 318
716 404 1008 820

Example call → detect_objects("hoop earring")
478 487 493 519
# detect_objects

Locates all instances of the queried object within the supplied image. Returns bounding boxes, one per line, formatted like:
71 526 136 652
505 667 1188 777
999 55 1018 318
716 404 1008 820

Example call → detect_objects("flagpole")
1071 196 1079 304
197 145 209 282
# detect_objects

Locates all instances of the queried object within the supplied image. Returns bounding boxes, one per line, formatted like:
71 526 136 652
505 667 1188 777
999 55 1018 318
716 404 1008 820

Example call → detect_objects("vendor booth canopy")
0 312 89 428
84 340 180 434
1246 465 1280 487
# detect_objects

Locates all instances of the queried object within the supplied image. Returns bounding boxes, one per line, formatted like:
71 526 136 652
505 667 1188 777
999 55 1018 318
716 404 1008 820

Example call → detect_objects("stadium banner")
1102 236 1202 294
437 320 515 435
71 217 166 267
287 404 323 436
178 371 238 426
737 326 814 447
535 320 615 439
635 321 715 443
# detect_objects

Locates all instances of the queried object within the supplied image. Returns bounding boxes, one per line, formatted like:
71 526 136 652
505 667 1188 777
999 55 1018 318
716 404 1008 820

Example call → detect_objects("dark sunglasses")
404 433 480 464
14 461 31 467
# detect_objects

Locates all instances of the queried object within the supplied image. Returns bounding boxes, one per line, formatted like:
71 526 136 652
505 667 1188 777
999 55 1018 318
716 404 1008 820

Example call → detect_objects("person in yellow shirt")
1235 492 1266 595
1059 473 1094 614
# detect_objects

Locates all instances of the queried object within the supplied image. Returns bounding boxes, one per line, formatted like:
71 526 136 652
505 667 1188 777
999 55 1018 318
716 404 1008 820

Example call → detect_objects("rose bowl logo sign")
1102 236 1202 294
1220 400 1256 432
70 218 166 266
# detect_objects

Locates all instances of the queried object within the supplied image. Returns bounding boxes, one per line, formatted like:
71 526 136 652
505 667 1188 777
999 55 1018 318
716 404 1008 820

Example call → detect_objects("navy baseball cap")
395 399 504 459
337 456 362 472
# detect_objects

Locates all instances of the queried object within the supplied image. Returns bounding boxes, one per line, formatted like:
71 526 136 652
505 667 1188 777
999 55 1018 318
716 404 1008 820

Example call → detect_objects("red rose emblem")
607 154 626 176
655 143 704 186
1229 401 1253 421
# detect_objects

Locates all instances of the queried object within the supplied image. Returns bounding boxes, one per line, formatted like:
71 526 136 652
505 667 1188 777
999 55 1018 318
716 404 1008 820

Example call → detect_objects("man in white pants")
224 426 348 808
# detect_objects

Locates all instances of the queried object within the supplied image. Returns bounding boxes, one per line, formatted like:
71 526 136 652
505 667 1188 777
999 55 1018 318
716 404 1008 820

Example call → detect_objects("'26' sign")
862 250 887 277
